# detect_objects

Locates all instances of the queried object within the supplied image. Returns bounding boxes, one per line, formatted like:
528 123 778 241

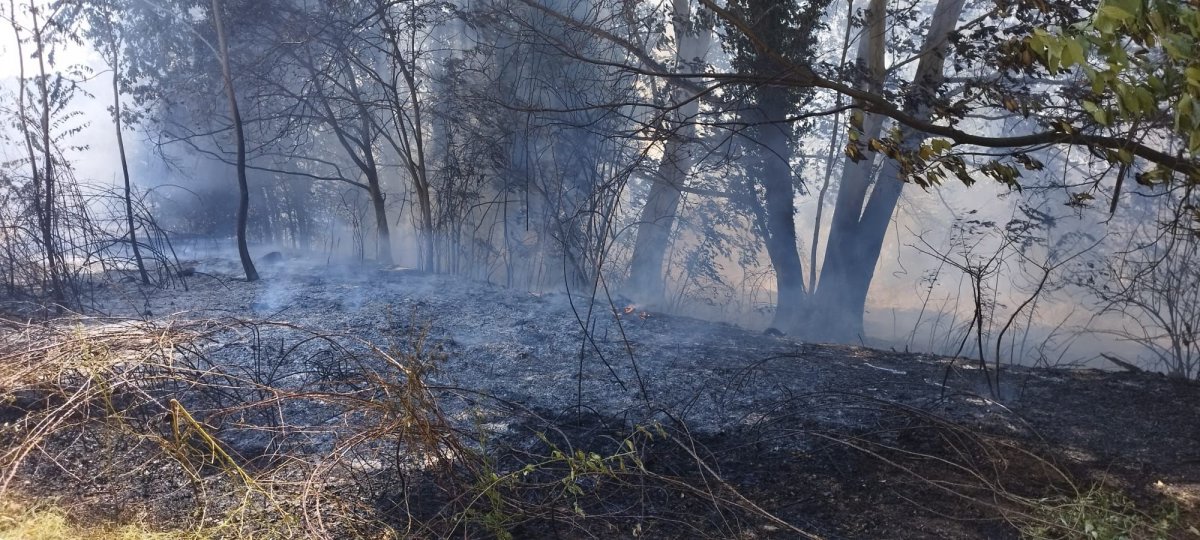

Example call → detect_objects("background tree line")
1 0 1197 377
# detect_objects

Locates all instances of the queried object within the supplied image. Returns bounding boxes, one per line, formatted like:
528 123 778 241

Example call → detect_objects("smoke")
0 20 122 185
0 0 1181 375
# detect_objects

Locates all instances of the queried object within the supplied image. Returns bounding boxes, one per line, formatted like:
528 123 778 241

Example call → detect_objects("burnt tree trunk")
212 0 258 281
110 52 151 285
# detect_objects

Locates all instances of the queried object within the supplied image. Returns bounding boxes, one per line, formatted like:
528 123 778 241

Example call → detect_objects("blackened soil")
2 263 1199 538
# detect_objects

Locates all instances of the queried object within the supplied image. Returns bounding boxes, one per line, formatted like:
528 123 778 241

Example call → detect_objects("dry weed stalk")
0 315 478 538
790 394 1176 538
0 315 998 539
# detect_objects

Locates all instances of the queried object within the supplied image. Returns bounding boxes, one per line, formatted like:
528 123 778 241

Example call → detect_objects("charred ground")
1 258 1197 538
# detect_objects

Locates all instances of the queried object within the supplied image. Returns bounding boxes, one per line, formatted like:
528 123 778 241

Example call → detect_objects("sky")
1 4 125 185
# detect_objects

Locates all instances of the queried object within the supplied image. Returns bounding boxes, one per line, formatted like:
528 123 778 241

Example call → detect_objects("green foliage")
1021 485 1179 540
457 424 661 538
1027 0 1200 183
845 124 1032 189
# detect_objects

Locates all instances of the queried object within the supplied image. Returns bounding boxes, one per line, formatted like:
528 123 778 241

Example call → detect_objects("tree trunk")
354 110 394 267
289 48 391 265
626 0 711 305
333 52 394 267
27 7 66 309
811 0 964 341
752 85 806 331
111 53 151 285
364 165 394 266
809 0 858 292
396 52 434 272
212 0 258 281
628 137 685 303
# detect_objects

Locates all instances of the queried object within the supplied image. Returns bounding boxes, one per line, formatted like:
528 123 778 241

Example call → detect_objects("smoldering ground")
3 254 1194 538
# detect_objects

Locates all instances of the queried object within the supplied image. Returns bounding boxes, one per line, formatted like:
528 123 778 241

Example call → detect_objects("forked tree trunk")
212 0 258 281
809 0 886 340
811 0 965 340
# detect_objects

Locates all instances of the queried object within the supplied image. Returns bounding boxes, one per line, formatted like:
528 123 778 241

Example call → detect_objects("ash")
88 255 1017 441
22 255 1200 538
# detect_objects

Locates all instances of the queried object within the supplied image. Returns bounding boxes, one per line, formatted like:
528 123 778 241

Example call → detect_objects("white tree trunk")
627 0 712 305
812 0 965 341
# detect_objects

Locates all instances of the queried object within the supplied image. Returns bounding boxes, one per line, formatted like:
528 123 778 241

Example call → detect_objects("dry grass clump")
0 314 831 539
0 315 475 538
793 396 1182 539
0 497 197 540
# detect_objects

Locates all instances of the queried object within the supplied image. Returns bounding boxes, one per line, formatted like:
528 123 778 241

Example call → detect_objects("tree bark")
626 0 711 305
809 0 857 292
111 51 151 284
364 164 394 265
751 85 806 331
811 0 964 341
628 137 686 303
212 0 259 281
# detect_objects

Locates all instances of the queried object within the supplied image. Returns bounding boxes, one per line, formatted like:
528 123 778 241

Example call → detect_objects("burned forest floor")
1 256 1198 539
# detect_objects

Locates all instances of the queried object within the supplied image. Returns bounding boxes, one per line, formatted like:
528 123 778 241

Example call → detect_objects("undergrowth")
0 498 194 540
0 315 1186 539
1022 486 1179 540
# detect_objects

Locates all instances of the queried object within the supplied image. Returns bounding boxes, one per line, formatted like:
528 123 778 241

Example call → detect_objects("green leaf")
1062 37 1086 66
1099 4 1134 23
1084 100 1110 124
1186 66 1200 89
1027 32 1047 53
1178 95 1193 131
1134 86 1156 113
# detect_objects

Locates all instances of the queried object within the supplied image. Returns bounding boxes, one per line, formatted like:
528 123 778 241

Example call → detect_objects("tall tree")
69 0 152 284
365 0 444 270
7 0 69 307
211 0 258 281
626 0 713 305
722 0 830 330
808 0 965 340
